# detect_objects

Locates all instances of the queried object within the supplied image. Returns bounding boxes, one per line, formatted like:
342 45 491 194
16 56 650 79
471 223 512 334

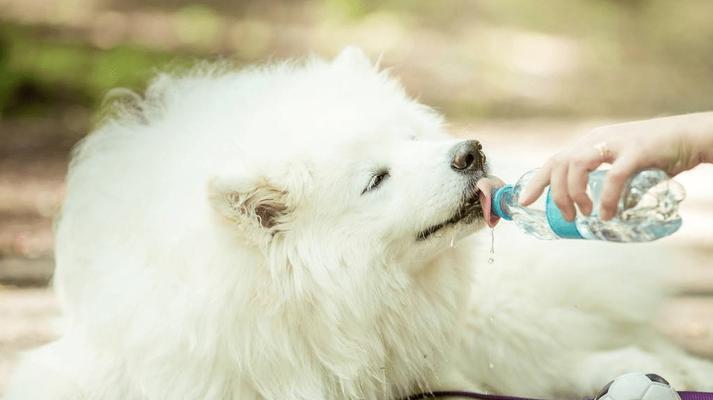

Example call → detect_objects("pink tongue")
476 178 502 228
479 191 500 228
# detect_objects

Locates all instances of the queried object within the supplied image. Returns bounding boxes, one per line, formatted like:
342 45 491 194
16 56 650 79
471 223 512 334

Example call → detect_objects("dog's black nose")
450 140 485 173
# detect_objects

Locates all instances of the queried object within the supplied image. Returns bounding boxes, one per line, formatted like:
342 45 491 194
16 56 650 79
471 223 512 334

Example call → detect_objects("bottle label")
545 188 584 239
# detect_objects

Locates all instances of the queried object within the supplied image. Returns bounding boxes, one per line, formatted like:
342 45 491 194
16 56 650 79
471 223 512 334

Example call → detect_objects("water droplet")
489 314 494 322
488 362 494 369
488 227 496 263
450 233 456 248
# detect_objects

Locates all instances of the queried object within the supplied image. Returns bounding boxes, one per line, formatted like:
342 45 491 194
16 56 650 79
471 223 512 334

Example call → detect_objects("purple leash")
402 391 713 400
680 393 713 400
402 391 546 400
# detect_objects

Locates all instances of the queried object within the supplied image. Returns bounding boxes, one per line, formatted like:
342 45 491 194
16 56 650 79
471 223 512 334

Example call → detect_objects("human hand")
519 112 713 221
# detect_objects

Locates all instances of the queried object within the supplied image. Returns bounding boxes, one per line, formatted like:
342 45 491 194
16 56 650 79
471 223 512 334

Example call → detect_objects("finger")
550 163 577 221
519 163 553 206
567 150 607 216
599 154 642 221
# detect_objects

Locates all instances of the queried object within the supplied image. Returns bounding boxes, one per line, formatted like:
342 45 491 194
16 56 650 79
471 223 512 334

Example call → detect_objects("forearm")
681 111 713 164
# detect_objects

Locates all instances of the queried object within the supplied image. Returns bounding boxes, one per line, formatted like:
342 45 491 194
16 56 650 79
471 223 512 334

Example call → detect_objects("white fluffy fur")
6 48 713 400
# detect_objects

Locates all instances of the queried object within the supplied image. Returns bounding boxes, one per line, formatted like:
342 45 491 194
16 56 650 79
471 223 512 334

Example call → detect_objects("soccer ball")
595 373 681 400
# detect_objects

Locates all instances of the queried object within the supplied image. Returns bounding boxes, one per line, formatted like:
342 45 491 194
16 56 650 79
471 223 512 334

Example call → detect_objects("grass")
0 22 191 118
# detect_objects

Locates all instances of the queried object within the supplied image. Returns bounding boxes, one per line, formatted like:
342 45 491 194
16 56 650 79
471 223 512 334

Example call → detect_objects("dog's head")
208 48 499 277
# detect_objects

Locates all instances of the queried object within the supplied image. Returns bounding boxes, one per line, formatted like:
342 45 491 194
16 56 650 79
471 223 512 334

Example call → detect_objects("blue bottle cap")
545 188 584 239
491 185 514 221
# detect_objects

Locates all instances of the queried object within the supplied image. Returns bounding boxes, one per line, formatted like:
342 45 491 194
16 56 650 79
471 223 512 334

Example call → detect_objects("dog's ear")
333 46 373 70
208 175 290 232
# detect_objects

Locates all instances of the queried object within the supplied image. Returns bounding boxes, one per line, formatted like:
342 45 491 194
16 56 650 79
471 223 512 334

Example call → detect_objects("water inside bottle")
505 170 559 240
575 169 685 242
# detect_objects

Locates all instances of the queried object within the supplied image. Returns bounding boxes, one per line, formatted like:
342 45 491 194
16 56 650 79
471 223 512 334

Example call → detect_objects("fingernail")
561 210 569 221
600 210 611 221
582 205 592 216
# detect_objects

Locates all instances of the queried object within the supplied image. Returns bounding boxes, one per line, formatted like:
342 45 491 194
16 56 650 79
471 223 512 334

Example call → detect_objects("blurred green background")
2 0 713 135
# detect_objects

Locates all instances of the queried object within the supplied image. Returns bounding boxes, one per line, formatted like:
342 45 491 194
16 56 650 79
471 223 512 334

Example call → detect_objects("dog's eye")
362 170 390 195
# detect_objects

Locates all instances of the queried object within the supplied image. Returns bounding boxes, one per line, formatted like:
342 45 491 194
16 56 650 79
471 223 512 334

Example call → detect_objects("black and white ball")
595 373 681 400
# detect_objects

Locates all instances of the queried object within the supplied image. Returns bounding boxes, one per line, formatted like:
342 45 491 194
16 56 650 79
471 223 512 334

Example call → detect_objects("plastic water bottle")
491 168 685 242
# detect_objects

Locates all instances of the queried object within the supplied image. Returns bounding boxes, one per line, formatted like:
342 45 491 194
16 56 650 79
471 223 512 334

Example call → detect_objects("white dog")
7 48 713 400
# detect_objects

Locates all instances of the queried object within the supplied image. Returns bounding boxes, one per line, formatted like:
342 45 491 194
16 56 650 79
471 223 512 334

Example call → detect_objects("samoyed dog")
7 48 713 399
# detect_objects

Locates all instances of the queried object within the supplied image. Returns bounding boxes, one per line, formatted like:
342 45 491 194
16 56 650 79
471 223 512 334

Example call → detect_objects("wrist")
676 112 713 165
689 112 713 164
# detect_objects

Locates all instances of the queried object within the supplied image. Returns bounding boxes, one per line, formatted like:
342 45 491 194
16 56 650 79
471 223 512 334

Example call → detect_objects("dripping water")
487 227 495 263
